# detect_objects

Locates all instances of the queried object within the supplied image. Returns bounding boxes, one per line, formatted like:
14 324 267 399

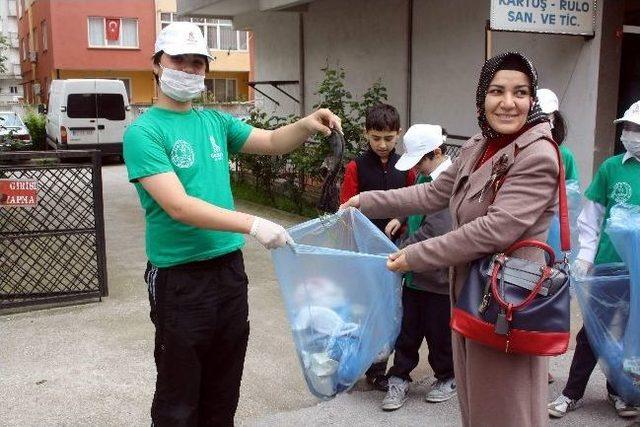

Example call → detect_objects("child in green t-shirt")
548 100 640 420
380 124 456 412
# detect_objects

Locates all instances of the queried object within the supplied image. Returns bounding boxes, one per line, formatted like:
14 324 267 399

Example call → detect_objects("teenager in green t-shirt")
123 22 342 426
549 101 640 419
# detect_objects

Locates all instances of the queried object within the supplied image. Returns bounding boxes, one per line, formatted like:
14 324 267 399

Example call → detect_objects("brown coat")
360 122 558 427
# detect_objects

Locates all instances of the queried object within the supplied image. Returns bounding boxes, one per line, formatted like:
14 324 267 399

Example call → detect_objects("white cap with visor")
396 124 446 171
154 22 214 60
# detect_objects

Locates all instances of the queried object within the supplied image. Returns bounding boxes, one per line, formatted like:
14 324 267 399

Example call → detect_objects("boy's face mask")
159 66 205 102
621 128 640 157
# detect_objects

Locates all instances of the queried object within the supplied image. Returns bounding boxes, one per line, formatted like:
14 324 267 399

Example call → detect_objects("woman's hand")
387 250 410 272
385 219 402 239
339 195 360 211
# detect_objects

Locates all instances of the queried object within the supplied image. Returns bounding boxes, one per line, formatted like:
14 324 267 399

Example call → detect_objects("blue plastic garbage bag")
547 179 582 263
272 208 403 399
573 264 640 405
606 204 640 385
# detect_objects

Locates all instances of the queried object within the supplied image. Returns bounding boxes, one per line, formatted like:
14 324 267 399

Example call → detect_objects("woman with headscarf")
341 52 559 426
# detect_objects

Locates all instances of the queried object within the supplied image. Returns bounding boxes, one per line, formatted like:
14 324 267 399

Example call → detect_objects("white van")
46 79 132 155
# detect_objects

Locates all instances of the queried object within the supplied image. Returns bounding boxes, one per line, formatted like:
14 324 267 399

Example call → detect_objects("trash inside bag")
547 179 582 263
573 264 640 405
272 208 402 399
606 204 640 384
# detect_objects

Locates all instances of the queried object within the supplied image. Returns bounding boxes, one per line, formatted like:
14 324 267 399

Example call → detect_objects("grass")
231 179 317 218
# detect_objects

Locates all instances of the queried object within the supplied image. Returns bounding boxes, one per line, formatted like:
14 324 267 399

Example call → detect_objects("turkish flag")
106 18 120 41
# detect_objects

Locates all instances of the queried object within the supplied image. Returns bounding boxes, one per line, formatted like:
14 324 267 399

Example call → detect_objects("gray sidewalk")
0 165 634 426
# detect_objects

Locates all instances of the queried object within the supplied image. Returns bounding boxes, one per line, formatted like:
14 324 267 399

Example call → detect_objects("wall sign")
0 178 38 208
490 0 596 36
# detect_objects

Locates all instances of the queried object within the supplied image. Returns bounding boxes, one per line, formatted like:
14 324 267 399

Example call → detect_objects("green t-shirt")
584 154 640 264
404 173 430 290
123 106 253 268
560 145 579 181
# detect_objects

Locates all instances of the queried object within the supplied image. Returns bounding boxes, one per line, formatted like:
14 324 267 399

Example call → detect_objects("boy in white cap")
548 100 640 419
381 124 456 411
123 22 341 425
537 88 579 181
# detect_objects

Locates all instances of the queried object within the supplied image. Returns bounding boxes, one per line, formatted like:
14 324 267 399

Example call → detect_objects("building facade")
18 0 157 105
178 0 640 186
0 0 24 105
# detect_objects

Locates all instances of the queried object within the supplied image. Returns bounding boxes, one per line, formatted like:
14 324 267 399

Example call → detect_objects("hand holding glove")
250 217 293 250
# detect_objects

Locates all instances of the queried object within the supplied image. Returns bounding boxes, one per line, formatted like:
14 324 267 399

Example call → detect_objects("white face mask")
158 66 205 102
621 129 640 157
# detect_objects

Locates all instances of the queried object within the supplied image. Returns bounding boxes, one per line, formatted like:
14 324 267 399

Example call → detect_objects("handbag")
450 138 571 356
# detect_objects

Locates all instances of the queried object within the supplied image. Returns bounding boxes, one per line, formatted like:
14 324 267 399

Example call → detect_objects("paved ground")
1 164 637 426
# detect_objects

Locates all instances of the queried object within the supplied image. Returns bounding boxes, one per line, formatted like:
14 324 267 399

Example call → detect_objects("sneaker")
608 393 639 418
548 394 581 418
367 374 389 392
381 376 409 411
425 378 457 403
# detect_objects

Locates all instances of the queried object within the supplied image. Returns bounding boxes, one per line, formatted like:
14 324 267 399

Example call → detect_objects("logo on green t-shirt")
171 139 195 168
612 181 633 203
210 136 223 161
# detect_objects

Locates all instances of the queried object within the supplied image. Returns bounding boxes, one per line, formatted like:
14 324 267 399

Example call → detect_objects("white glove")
249 217 293 250
572 259 593 278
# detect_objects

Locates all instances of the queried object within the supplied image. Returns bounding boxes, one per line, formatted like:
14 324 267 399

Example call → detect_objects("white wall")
235 11 301 117
411 0 488 140
303 0 409 128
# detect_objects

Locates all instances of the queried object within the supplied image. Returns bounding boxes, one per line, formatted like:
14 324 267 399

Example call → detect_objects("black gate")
0 151 108 310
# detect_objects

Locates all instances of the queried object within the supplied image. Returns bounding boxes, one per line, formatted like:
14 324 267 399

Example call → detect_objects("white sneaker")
381 376 409 411
548 394 581 418
608 393 639 418
425 378 457 403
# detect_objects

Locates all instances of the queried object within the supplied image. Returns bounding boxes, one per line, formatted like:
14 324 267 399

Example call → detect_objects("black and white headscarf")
475 51 548 139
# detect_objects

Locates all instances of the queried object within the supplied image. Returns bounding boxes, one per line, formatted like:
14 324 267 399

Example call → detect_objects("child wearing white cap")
537 88 579 181
381 124 456 411
124 22 342 425
548 100 640 419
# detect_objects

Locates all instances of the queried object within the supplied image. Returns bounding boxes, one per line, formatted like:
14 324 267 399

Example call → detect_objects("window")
160 13 248 52
88 17 139 48
67 93 125 120
205 78 237 102
10 86 18 94
21 37 27 61
32 28 38 52
42 21 48 51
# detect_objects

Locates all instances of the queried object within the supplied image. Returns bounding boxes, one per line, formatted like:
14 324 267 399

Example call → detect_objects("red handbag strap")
547 138 571 252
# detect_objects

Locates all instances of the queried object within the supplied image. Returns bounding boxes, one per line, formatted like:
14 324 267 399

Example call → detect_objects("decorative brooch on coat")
479 153 510 203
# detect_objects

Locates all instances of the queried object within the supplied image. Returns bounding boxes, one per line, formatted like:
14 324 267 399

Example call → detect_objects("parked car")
45 79 132 155
0 111 32 146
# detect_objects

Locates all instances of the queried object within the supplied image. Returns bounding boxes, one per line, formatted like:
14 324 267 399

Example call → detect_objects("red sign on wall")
106 18 120 41
0 179 38 208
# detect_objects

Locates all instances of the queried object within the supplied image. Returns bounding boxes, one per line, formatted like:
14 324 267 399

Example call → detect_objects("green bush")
23 107 47 150
231 64 389 216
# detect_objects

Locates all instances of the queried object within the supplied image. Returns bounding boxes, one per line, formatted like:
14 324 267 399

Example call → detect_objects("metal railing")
0 150 108 310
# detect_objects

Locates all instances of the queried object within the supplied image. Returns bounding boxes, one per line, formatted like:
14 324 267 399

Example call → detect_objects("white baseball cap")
614 100 640 125
537 88 559 114
395 124 445 171
154 22 214 60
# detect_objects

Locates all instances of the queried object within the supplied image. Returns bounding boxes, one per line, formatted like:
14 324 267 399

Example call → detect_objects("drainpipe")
299 11 305 117
406 0 413 126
